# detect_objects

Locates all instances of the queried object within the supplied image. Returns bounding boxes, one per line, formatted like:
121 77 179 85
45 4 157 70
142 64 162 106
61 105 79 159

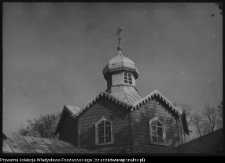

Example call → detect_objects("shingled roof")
163 129 223 154
2 134 97 154
110 90 142 105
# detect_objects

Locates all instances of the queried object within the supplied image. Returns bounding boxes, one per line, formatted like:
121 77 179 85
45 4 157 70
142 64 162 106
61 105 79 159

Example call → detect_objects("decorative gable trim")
78 91 132 116
132 90 182 117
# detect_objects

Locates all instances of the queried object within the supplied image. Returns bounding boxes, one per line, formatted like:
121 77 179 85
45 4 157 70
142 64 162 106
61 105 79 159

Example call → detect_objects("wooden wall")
79 96 132 153
59 112 78 146
132 97 183 153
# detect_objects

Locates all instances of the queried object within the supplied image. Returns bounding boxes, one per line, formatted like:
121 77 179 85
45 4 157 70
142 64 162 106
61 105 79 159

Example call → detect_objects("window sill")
150 142 168 146
96 142 114 146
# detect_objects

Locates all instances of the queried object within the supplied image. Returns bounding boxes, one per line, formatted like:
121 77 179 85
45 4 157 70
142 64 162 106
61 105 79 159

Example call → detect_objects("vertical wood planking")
79 97 131 153
132 98 181 153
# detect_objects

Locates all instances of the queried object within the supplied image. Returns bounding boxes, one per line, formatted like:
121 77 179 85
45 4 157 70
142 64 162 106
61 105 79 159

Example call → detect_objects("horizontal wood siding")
59 113 78 146
79 96 131 153
132 97 183 153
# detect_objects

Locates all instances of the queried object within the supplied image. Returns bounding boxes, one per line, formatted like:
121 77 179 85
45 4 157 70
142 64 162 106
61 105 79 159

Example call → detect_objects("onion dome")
102 46 139 79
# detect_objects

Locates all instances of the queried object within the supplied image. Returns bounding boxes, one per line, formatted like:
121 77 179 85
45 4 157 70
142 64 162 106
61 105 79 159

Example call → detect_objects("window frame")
149 117 167 145
95 117 114 146
124 72 132 85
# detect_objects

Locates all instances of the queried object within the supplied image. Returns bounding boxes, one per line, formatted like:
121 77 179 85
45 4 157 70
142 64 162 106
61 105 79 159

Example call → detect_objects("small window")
149 117 166 145
124 72 132 85
95 117 114 145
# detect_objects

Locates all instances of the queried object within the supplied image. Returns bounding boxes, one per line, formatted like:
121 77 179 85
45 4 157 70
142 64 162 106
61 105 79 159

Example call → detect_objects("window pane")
99 127 104 143
124 80 128 83
106 126 111 134
158 136 163 143
158 127 163 137
152 130 157 136
99 121 104 127
128 73 131 77
99 136 104 143
152 120 156 126
99 127 104 136
129 81 132 84
152 136 157 143
152 125 156 131
157 121 162 126
105 126 111 143
105 121 111 126
98 119 112 144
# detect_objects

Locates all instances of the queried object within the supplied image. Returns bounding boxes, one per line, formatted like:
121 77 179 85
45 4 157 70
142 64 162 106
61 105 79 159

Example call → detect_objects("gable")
132 90 189 135
78 91 131 115
78 96 131 151
133 90 182 116
55 105 80 134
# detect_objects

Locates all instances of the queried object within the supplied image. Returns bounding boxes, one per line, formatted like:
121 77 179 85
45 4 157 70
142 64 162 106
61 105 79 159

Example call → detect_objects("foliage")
16 112 61 138
192 112 204 137
215 3 223 15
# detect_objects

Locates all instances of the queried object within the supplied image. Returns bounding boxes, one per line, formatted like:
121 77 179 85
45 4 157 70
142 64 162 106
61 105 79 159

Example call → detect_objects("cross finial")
116 27 123 50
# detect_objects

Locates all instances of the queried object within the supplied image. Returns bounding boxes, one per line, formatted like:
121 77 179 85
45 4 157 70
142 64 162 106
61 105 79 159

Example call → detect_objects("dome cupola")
102 46 139 80
102 27 141 99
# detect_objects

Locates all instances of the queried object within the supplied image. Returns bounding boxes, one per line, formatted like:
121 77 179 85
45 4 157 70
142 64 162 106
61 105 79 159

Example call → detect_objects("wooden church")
54 31 189 154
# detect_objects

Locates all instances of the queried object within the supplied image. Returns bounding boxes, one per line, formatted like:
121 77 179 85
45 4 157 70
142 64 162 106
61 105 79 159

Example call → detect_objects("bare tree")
16 112 61 138
202 104 217 133
215 3 223 15
192 112 204 137
192 103 222 137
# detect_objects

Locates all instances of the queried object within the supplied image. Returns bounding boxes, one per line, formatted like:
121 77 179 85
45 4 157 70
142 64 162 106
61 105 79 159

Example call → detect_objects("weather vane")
116 27 123 48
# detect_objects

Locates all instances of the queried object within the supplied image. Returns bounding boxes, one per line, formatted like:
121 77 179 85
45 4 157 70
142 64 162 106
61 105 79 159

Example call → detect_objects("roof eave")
132 90 182 117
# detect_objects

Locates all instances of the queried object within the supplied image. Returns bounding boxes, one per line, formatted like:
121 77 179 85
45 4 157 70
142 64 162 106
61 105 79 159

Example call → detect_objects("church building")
54 31 189 154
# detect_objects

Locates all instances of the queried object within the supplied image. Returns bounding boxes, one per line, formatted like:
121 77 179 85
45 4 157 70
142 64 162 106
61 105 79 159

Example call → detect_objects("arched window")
149 117 166 145
95 117 114 146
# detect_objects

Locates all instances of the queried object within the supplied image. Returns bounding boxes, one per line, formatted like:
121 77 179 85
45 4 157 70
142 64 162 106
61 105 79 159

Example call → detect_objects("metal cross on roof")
116 27 123 48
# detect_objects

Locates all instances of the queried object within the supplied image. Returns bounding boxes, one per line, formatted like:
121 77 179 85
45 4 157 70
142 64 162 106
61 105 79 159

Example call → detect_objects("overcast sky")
3 3 222 137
